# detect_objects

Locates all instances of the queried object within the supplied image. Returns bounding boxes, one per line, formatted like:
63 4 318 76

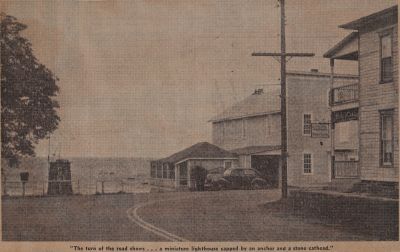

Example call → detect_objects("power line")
251 0 315 199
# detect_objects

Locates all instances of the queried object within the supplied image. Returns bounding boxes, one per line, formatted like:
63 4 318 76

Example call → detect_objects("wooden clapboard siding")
212 114 281 151
358 22 399 182
211 72 357 187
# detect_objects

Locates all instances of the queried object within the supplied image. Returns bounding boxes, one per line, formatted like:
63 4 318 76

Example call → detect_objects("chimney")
253 88 264 95
310 69 319 73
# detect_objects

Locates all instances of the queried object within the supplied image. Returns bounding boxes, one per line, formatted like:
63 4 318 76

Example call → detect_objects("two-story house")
210 71 358 187
324 5 398 191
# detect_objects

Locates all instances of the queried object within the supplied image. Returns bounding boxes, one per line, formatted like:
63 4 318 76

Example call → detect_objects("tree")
1 13 60 165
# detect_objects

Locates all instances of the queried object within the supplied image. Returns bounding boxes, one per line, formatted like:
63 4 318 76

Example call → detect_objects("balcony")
330 83 359 106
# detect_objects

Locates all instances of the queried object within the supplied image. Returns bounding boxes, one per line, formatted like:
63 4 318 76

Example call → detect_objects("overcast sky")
1 0 397 158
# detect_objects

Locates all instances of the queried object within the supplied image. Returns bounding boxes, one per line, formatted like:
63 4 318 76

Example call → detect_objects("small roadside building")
150 142 238 189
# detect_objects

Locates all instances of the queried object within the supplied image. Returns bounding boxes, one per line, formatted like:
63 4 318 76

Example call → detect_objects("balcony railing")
330 83 359 106
334 161 359 178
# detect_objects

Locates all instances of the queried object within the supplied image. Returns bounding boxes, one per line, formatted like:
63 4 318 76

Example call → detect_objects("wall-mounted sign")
311 123 330 138
332 108 358 124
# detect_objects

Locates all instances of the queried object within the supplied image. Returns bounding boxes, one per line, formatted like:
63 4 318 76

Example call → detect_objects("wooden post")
251 0 314 199
22 182 26 197
3 176 6 196
280 0 288 199
175 164 180 189
330 58 335 180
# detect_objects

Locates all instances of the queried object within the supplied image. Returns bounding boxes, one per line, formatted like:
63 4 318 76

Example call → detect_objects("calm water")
2 157 153 196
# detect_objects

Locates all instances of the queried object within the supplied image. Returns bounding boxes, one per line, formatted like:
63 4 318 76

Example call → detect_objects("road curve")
126 200 189 242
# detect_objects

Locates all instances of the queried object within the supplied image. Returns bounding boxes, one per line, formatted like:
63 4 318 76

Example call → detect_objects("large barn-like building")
210 71 358 187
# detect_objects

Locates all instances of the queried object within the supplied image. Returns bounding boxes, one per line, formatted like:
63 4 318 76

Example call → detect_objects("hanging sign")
311 123 330 138
332 108 358 123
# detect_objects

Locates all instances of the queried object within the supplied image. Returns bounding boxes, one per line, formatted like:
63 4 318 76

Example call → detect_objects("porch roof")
157 142 237 164
230 145 281 155
323 32 358 60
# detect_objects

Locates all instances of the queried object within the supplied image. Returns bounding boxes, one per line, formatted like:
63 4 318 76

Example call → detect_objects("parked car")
204 168 224 190
208 168 269 190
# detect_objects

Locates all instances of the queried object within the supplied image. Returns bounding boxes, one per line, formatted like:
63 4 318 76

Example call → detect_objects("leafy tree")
1 13 60 165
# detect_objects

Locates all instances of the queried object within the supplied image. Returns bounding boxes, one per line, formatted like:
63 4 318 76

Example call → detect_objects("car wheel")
217 183 225 191
251 180 264 190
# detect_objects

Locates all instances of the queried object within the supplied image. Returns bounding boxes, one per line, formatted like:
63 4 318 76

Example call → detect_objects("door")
229 169 243 189
242 169 257 188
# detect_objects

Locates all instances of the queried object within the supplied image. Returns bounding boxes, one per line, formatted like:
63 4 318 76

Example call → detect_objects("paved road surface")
136 189 374 241
2 189 374 241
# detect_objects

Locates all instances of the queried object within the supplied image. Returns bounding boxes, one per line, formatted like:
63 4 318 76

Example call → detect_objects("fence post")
22 182 26 197
3 176 6 196
77 179 80 194
121 180 124 193
42 181 45 196
101 181 104 194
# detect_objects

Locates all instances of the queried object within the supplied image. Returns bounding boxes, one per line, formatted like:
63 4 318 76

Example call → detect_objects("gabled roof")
323 32 359 59
209 89 281 123
230 145 281 155
339 5 397 30
159 142 237 164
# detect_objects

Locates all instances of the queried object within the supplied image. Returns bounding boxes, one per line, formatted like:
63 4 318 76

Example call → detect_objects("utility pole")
252 0 314 198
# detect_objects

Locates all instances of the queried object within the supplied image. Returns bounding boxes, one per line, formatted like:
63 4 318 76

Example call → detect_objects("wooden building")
324 5 398 189
150 142 238 189
210 71 357 187
324 32 361 180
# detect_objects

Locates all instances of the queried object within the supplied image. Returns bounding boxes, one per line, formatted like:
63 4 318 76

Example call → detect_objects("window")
242 119 246 138
337 121 350 144
380 33 393 83
162 163 168 178
169 165 175 179
243 169 256 176
224 161 232 169
150 164 156 178
156 163 162 178
303 114 312 135
380 110 394 166
231 169 243 176
303 153 312 174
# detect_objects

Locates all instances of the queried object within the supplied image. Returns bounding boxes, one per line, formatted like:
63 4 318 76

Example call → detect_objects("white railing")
1 178 152 197
334 161 359 178
330 83 359 106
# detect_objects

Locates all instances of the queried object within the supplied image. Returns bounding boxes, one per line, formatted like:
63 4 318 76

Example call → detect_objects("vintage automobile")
204 168 224 190
208 167 269 190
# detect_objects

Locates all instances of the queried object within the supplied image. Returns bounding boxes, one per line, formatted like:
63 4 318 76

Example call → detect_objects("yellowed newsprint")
0 1 399 252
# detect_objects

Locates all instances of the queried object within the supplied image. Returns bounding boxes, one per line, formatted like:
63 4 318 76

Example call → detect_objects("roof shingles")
210 90 281 123
159 142 237 164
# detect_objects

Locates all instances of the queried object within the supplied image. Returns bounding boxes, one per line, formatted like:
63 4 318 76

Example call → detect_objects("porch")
329 83 359 111
333 160 359 178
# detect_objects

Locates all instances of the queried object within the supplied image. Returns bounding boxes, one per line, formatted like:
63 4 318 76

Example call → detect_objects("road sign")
311 123 330 138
